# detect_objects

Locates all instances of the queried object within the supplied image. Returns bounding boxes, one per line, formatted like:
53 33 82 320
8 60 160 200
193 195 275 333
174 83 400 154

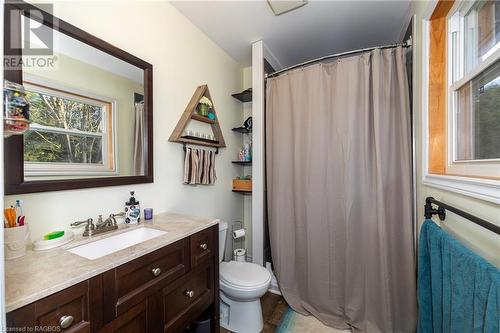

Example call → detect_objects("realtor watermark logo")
4 2 58 70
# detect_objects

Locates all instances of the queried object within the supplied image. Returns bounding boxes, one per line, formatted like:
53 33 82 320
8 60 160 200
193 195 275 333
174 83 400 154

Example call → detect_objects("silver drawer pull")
59 315 74 329
199 243 208 251
152 267 162 277
185 290 195 298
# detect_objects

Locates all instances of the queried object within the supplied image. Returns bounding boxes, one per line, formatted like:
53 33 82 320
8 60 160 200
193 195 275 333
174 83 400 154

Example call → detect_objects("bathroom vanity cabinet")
6 225 219 333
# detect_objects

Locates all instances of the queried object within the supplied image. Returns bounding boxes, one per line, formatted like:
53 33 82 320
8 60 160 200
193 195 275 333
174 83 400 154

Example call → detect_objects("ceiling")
170 1 411 69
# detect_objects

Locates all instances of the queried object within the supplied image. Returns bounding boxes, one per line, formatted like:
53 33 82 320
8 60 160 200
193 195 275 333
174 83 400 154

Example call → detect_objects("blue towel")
417 219 500 333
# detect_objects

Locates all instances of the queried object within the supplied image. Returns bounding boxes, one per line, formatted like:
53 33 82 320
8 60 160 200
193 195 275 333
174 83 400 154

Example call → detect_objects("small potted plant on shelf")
197 96 212 117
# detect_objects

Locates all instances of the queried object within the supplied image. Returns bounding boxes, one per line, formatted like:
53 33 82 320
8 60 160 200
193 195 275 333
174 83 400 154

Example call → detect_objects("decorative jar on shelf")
197 96 212 117
197 103 209 117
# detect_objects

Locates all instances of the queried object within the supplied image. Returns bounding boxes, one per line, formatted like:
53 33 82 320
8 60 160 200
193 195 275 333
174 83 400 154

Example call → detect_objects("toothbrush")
4 207 15 228
9 207 16 228
15 200 23 226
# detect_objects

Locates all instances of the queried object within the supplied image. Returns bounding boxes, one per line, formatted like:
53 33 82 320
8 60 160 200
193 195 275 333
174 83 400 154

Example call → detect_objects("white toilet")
218 222 272 333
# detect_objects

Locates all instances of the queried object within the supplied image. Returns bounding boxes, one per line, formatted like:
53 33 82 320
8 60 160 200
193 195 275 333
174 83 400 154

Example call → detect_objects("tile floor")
219 292 352 332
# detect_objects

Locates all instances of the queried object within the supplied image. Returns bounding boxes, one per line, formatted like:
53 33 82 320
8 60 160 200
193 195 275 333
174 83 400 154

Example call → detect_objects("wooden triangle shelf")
169 84 226 148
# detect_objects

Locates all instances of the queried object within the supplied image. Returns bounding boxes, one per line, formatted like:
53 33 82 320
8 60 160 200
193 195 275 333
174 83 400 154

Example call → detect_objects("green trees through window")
24 89 106 165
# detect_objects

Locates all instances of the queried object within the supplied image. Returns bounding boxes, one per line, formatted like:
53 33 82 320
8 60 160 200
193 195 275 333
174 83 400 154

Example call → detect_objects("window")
447 0 500 178
455 62 500 161
424 0 500 204
23 81 116 178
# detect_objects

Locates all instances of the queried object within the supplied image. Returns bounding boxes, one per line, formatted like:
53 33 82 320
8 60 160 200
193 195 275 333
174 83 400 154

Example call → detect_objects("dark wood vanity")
6 225 219 333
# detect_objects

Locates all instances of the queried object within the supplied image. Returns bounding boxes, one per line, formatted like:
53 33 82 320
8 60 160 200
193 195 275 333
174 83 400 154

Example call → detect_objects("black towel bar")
424 197 500 235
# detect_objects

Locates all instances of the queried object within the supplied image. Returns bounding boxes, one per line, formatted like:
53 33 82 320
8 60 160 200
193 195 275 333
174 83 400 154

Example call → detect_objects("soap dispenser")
125 191 141 224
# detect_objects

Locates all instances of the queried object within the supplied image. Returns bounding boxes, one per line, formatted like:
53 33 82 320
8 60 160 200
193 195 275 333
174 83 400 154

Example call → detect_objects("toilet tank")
218 221 228 263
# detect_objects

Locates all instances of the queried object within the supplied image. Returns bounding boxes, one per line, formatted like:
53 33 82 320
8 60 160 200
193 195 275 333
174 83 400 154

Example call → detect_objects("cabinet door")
103 238 189 322
97 300 148 333
190 226 216 268
163 262 214 333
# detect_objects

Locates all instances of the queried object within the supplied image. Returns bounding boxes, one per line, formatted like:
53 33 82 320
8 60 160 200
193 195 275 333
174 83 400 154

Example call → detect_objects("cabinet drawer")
190 226 216 268
116 239 188 298
7 281 90 332
97 300 148 333
103 238 189 320
163 262 214 333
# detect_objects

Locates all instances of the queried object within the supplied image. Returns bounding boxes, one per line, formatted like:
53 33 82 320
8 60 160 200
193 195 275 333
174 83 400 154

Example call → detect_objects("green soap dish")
44 231 65 240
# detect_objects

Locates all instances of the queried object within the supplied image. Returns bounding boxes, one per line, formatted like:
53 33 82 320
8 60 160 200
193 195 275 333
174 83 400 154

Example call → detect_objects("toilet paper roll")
232 228 246 239
233 248 246 262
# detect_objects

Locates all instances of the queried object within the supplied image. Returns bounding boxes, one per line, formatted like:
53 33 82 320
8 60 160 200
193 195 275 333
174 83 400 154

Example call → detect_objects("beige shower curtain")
266 47 416 333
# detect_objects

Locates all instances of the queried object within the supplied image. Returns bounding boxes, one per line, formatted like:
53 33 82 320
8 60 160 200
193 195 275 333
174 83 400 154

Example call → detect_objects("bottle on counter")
125 191 141 224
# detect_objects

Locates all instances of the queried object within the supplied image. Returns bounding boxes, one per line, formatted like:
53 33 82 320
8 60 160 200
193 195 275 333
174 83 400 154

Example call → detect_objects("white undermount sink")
67 227 167 260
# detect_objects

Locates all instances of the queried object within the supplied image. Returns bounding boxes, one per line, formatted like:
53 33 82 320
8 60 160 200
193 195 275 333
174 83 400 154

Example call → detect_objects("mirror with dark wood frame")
4 1 153 194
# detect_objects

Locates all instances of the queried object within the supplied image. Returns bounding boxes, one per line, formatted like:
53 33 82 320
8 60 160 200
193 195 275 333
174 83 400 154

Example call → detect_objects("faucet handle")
70 218 94 231
109 212 125 226
111 212 125 218
70 218 91 227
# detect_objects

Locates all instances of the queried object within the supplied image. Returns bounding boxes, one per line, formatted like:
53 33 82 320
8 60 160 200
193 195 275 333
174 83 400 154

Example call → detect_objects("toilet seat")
220 261 271 289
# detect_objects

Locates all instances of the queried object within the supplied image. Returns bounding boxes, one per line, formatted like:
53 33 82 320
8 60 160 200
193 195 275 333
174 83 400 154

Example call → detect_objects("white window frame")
446 0 500 178
23 77 118 178
420 1 500 204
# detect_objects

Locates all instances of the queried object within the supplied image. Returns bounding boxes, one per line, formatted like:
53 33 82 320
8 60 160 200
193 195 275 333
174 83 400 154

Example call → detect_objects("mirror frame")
4 1 153 194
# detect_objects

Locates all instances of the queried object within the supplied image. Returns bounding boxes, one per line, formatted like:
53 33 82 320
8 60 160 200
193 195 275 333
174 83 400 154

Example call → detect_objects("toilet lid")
220 261 271 288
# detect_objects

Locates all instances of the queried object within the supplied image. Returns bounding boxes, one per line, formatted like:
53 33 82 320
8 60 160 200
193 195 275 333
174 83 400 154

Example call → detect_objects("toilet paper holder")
231 221 246 254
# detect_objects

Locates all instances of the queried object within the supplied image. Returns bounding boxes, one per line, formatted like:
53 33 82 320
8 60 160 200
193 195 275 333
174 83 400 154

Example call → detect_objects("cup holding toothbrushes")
4 200 28 259
4 224 29 260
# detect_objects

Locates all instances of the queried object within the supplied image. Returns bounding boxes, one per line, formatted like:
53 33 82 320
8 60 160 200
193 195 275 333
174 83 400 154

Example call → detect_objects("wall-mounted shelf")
232 161 252 165
232 127 251 134
232 88 252 103
232 189 252 194
177 137 220 149
180 135 219 146
169 84 226 148
191 114 215 124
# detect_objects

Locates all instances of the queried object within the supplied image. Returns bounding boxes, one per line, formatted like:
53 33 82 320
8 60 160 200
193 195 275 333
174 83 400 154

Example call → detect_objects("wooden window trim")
428 0 455 174
422 0 500 203
428 0 499 180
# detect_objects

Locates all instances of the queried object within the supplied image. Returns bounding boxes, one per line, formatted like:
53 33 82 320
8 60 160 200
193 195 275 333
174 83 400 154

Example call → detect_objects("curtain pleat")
133 102 146 175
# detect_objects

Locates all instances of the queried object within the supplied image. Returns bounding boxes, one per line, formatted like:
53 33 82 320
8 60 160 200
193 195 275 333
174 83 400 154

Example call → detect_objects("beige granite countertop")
5 212 219 313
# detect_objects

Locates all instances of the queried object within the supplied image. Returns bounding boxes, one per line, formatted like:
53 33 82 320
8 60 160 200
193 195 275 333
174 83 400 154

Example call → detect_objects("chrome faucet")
71 212 124 237
95 215 110 229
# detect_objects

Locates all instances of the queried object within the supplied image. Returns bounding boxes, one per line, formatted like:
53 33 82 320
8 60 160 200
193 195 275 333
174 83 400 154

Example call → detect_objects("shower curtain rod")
266 39 412 79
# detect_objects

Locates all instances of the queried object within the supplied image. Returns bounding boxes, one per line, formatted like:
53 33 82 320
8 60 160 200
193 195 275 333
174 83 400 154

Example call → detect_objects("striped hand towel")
183 148 217 185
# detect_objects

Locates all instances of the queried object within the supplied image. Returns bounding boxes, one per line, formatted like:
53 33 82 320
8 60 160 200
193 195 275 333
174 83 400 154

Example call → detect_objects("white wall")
410 1 500 266
4 1 245 244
